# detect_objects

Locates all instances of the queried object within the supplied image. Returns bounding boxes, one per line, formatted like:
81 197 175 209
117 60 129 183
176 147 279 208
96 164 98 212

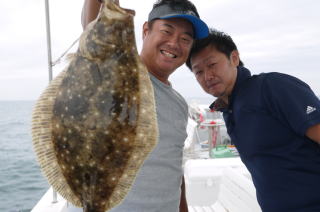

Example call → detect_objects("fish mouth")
160 50 177 58
122 8 135 16
106 1 135 16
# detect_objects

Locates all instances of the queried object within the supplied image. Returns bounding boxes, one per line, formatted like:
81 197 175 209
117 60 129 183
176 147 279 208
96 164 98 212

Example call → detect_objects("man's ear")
142 22 149 40
230 50 240 67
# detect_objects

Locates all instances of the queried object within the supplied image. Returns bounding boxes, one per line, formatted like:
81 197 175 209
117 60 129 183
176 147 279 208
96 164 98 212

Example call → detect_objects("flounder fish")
31 1 158 211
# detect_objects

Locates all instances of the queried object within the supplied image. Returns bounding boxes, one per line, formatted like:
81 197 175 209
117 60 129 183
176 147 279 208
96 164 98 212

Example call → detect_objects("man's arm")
306 124 320 144
81 0 103 29
179 176 188 212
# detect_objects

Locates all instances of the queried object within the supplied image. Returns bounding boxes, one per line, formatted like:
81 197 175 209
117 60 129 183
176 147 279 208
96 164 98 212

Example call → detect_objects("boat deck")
32 157 261 212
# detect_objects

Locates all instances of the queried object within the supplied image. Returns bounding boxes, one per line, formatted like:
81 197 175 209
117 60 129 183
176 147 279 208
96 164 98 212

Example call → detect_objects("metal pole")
52 189 58 204
45 0 53 82
45 0 57 203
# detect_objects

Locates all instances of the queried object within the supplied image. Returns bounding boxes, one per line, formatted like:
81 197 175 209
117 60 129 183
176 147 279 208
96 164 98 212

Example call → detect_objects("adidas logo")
306 106 316 114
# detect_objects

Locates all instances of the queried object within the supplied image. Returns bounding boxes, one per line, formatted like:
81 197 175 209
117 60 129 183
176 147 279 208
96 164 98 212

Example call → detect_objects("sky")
1 0 320 101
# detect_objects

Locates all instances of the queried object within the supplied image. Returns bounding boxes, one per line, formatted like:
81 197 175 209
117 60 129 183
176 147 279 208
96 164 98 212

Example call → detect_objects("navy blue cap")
148 4 209 39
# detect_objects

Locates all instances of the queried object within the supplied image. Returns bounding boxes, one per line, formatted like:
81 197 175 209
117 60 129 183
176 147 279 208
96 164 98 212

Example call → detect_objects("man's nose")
204 68 214 81
167 34 180 48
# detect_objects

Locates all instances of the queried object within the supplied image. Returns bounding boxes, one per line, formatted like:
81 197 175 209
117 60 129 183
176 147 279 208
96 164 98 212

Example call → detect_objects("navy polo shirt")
212 67 320 211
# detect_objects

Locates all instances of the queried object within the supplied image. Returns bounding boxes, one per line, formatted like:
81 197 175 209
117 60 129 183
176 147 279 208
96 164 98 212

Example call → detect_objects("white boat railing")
52 189 58 204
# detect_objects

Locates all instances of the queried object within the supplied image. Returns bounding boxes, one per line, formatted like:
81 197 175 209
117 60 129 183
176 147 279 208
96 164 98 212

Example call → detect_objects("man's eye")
195 70 203 76
161 30 170 34
209 63 216 68
181 37 192 44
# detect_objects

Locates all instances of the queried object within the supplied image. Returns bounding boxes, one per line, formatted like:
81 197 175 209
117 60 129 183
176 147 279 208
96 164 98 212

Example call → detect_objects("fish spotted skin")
32 1 158 212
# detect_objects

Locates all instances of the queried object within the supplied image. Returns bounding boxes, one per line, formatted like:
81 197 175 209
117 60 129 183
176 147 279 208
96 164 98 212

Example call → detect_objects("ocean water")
0 101 49 212
0 98 211 212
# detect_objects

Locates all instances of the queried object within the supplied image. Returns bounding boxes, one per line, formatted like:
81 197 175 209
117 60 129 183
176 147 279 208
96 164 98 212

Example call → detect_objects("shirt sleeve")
262 73 320 136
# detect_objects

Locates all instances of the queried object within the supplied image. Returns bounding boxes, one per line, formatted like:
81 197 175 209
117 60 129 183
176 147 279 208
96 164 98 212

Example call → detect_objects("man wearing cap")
79 0 209 211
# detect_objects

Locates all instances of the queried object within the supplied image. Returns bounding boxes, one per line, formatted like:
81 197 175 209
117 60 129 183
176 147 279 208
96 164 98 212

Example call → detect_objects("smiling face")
140 18 194 83
190 45 239 102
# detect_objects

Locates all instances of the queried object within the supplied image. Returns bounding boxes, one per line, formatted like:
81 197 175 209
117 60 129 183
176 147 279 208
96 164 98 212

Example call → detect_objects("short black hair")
148 0 200 29
186 28 244 69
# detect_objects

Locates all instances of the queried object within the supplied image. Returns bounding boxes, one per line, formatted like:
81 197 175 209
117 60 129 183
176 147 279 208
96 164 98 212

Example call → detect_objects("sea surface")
0 101 48 212
0 98 212 212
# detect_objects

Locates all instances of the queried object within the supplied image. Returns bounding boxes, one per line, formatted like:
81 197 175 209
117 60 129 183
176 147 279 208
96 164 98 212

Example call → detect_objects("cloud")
1 0 320 100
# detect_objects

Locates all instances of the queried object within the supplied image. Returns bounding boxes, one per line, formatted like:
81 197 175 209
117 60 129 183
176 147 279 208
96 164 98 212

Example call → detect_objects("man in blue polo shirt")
186 29 320 211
